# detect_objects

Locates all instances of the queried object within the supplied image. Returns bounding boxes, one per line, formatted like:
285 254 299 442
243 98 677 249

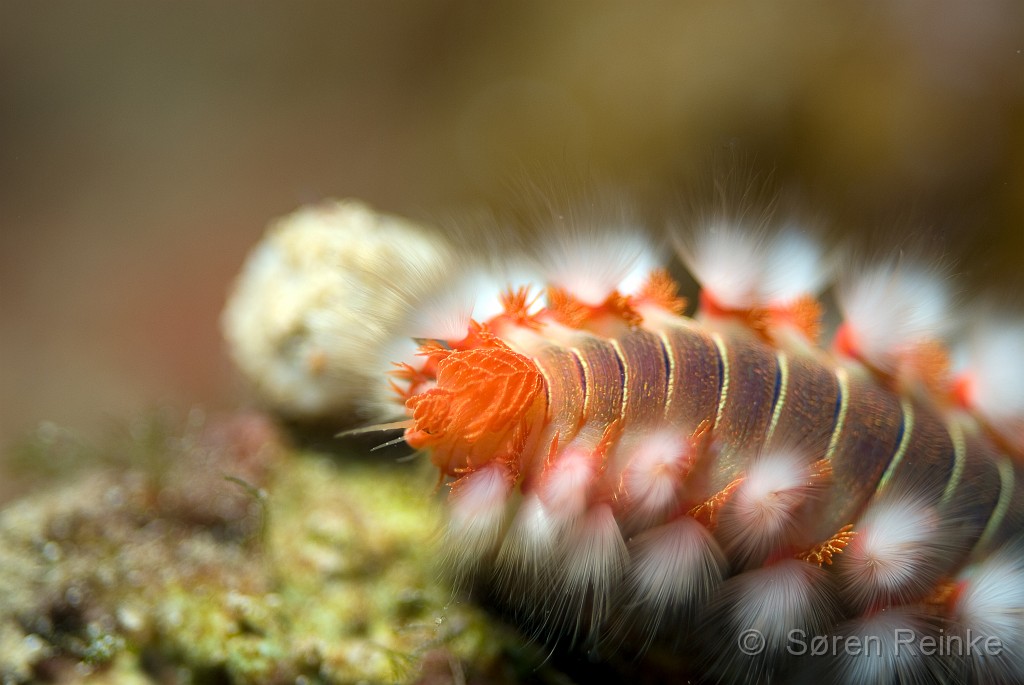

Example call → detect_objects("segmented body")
386 231 1024 684
532 321 1018 557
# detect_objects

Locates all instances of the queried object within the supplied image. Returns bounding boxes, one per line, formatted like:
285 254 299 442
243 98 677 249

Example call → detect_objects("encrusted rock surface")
0 414 551 685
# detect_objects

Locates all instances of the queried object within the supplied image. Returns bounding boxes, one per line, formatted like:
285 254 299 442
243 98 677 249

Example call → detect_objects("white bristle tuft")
836 263 952 371
405 269 488 341
679 222 767 310
805 608 950 685
623 516 725 641
552 504 628 643
835 497 948 610
443 463 513 577
717 449 822 567
959 321 1024 445
707 559 836 682
759 228 832 305
464 273 521 325
679 224 828 310
539 445 600 521
539 229 659 306
725 560 835 649
953 548 1024 680
618 430 694 526
367 336 422 418
469 260 548 323
495 493 561 592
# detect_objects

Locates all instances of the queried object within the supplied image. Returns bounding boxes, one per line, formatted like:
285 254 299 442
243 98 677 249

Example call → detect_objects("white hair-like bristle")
836 263 953 372
538 445 600 522
622 516 725 644
460 273 517 325
953 548 1024 681
835 497 948 611
538 228 659 306
495 492 560 592
806 608 950 685
404 268 487 341
465 259 548 323
679 222 767 310
553 504 628 643
443 463 513 579
959 321 1024 446
707 559 836 682
726 560 835 648
679 224 828 310
618 430 695 528
366 335 421 418
759 229 832 305
716 449 822 568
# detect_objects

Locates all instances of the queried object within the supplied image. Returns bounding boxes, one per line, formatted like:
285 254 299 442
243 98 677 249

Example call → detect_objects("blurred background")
2 2 1023 488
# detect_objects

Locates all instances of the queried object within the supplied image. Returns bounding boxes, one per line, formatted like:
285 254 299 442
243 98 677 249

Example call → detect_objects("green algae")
0 416 553 685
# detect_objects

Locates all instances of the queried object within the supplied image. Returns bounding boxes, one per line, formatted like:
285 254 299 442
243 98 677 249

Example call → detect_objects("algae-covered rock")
0 414 554 685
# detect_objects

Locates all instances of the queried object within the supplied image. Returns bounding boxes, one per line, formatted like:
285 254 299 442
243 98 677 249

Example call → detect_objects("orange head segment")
404 343 548 476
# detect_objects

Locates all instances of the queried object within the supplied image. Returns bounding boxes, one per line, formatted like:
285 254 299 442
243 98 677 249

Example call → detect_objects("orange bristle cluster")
404 339 546 477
